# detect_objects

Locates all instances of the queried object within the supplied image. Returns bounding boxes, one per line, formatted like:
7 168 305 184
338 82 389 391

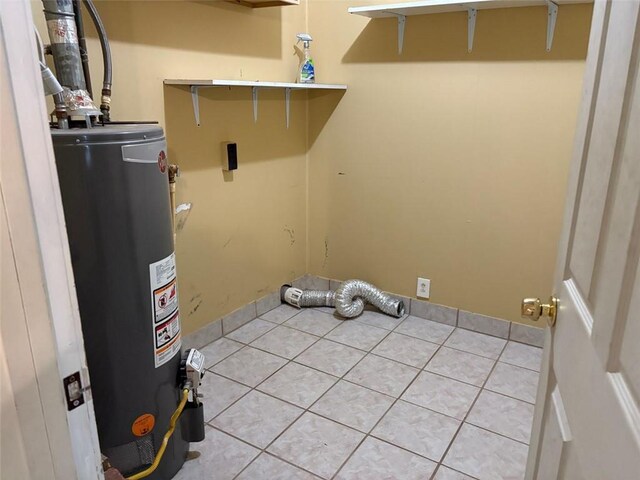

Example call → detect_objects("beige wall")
34 0 312 334
307 1 592 324
34 0 592 329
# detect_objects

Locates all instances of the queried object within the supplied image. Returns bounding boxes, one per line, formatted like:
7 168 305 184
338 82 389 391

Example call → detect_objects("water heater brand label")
150 253 181 368
158 150 167 173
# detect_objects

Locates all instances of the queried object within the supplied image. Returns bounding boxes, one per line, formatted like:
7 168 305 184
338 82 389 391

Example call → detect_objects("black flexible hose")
83 0 112 120
73 0 92 99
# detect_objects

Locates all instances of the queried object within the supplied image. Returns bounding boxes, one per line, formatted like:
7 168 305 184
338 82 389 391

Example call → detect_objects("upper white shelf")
164 79 348 127
348 0 592 53
349 0 587 18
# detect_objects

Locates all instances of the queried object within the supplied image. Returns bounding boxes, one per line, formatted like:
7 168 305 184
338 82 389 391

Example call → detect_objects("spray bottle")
296 33 315 84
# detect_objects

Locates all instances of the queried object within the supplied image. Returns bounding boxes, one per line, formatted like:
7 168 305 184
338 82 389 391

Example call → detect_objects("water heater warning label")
153 279 178 323
156 311 180 349
150 253 181 368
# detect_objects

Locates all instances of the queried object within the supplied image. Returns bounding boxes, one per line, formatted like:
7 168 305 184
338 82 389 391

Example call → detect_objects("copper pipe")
168 164 179 242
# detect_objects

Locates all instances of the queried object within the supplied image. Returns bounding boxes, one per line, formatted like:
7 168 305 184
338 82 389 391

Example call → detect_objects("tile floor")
175 305 542 480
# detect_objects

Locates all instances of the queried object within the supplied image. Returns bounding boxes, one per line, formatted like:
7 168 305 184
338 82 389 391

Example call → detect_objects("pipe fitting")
168 164 180 184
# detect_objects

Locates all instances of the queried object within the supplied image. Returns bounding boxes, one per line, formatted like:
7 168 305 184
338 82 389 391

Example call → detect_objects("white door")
526 0 640 478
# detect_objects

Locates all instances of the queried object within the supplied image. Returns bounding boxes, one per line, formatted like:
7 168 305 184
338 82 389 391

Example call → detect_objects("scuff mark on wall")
188 292 203 317
223 237 232 248
283 226 295 246
323 237 329 268
218 294 230 308
188 299 203 316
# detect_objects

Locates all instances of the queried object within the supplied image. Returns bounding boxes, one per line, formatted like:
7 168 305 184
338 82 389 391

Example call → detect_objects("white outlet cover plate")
417 277 430 299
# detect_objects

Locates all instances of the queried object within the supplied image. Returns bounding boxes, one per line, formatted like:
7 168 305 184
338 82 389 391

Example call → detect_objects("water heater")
52 124 194 479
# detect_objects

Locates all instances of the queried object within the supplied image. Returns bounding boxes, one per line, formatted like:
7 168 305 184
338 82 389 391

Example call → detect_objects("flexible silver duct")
281 280 405 319
336 279 405 318
281 285 336 308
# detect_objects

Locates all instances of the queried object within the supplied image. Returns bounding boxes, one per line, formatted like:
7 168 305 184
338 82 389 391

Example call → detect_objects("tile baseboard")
184 301 257 350
458 310 510 339
292 274 330 291
184 274 545 350
183 275 308 349
325 276 543 347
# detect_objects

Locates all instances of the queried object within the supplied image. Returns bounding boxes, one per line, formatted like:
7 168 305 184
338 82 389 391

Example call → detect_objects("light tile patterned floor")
175 307 542 480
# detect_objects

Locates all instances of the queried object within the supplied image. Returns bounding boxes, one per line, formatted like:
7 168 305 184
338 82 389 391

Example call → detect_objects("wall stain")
338 172 346 175
284 226 295 246
188 299 203 316
188 293 202 317
323 237 329 268
223 237 232 248
218 294 230 308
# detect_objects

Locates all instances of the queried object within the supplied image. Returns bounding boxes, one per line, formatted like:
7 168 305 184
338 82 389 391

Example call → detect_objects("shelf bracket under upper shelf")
546 0 558 51
177 81 346 127
252 86 259 122
352 0 566 55
390 13 406 54
189 85 264 125
285 88 292 129
190 86 201 126
468 8 477 52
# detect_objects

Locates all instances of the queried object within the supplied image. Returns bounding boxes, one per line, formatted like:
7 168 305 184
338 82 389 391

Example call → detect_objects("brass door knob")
521 296 558 326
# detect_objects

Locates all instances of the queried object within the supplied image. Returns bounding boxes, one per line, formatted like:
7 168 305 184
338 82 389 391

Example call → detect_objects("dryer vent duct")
281 279 405 319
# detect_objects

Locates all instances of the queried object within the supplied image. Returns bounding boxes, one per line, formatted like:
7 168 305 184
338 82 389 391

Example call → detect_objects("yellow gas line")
126 388 189 480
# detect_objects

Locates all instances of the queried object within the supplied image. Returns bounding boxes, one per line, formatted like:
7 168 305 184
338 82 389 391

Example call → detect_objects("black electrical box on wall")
223 142 238 171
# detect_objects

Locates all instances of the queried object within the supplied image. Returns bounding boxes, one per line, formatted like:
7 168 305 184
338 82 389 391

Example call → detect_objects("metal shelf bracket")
468 8 477 52
252 86 259 122
391 13 406 54
179 81 345 127
546 0 558 51
190 86 201 126
285 87 292 129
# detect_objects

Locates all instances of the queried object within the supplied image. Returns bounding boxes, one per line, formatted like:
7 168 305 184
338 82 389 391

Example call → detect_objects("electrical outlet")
417 277 430 299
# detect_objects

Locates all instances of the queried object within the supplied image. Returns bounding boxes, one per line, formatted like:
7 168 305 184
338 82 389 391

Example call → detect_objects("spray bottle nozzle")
296 33 313 48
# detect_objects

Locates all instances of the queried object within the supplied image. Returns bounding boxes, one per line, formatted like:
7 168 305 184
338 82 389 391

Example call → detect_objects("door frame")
0 1 103 478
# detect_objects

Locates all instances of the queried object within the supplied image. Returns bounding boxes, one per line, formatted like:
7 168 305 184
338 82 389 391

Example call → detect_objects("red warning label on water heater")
155 311 180 349
153 278 178 324
149 252 181 368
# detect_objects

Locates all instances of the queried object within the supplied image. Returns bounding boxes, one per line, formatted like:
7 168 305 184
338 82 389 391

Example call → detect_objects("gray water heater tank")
52 124 188 479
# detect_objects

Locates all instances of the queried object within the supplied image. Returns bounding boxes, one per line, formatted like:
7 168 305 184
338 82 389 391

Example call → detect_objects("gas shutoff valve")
180 348 205 390
179 348 206 443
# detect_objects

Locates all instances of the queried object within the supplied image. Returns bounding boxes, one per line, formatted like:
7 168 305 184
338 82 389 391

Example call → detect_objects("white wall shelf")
164 79 348 128
348 0 592 54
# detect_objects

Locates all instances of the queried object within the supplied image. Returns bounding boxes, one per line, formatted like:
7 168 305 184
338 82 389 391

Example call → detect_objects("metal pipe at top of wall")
42 0 86 91
73 0 92 98
83 0 112 120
